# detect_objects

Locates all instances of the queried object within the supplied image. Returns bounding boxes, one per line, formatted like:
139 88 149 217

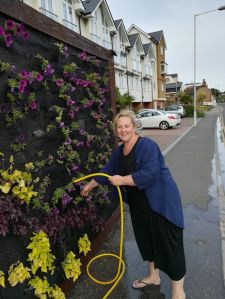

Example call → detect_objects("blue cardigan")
95 137 184 228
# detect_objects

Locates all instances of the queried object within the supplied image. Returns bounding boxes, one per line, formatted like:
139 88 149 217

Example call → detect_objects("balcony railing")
90 33 101 45
160 62 168 75
39 7 58 21
102 39 112 50
62 19 78 32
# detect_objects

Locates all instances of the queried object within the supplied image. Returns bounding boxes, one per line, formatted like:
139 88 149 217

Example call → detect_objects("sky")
107 0 225 91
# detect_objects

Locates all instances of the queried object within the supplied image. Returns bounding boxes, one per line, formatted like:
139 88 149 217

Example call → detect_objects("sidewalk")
68 110 225 299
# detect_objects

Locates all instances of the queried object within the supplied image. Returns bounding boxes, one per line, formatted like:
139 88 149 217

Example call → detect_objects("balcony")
39 7 58 21
62 19 78 32
102 39 112 50
160 62 168 75
90 33 101 45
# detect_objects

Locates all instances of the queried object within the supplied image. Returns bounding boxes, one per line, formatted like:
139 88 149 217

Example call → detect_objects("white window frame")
62 0 77 31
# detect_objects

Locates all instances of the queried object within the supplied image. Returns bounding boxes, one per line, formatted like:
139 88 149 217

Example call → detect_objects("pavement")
67 106 225 299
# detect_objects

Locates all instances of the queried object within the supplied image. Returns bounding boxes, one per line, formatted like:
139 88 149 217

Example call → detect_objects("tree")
177 91 193 105
211 88 221 97
115 87 134 109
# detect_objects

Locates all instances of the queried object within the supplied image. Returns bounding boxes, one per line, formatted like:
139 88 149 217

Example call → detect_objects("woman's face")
116 116 136 143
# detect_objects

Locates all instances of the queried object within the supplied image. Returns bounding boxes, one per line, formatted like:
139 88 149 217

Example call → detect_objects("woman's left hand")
108 175 124 186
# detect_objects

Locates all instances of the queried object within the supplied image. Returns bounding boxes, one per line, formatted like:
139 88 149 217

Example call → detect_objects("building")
23 0 169 110
166 73 184 105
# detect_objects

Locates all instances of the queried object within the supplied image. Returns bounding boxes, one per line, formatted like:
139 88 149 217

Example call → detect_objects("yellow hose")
73 173 125 299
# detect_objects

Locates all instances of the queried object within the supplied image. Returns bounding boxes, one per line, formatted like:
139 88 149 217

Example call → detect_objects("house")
127 24 157 109
166 74 184 105
148 30 167 109
23 0 85 33
126 32 145 110
113 19 130 96
185 79 213 106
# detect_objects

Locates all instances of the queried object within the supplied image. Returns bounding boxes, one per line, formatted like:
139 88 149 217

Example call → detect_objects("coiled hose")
74 173 125 299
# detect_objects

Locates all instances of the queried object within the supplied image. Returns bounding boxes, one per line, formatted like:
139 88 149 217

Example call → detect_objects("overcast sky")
107 0 225 91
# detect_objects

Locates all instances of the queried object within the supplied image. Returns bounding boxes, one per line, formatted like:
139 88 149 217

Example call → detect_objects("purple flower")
16 23 25 35
44 65 54 76
62 192 73 206
36 73 43 82
5 20 15 31
59 122 64 128
68 110 75 119
71 164 79 172
64 137 72 145
30 100 37 110
5 33 13 47
22 31 29 40
79 51 87 61
66 98 75 106
0 26 5 36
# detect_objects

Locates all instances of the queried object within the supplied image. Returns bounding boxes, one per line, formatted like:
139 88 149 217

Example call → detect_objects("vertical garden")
0 2 116 298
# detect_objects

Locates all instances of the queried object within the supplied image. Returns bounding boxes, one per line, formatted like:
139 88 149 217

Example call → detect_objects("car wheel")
159 121 169 130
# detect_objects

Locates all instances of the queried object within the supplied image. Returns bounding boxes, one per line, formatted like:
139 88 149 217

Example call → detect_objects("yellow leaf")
0 182 11 194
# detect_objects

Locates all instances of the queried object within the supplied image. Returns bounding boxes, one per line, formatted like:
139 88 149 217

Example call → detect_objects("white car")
135 109 181 130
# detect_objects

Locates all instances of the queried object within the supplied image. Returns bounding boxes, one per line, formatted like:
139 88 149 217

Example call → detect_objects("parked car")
135 109 181 130
164 105 186 117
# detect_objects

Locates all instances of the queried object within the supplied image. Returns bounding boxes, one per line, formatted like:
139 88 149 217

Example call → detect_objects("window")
160 46 164 55
39 0 57 20
63 0 77 31
161 84 164 92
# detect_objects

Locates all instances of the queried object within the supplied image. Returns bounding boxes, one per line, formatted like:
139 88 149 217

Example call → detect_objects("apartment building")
23 0 168 110
166 73 184 105
149 30 167 109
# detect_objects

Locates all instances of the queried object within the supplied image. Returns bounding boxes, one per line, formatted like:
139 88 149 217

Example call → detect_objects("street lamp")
193 5 225 126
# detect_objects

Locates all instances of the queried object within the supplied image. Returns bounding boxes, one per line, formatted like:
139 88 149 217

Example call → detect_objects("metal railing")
62 19 78 32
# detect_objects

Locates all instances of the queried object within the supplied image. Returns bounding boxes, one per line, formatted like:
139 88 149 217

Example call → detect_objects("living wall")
0 3 116 298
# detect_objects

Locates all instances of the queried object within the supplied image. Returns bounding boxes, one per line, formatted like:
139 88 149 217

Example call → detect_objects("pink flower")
59 122 64 128
30 100 37 110
16 23 25 35
5 20 15 31
22 31 29 40
0 26 5 36
67 98 75 106
36 73 43 82
20 70 28 79
55 79 64 87
79 51 87 61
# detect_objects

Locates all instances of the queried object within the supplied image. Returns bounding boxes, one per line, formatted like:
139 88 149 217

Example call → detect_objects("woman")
80 110 186 299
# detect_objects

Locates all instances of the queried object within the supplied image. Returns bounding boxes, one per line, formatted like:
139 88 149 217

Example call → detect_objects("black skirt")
127 186 186 281
119 138 186 281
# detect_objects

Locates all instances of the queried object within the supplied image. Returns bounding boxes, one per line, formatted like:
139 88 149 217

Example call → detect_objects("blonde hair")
113 109 138 136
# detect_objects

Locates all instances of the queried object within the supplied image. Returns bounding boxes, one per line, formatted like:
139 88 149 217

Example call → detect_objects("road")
68 106 225 299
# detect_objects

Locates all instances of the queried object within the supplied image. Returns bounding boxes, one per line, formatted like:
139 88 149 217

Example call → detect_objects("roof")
143 43 151 55
167 73 178 78
148 30 163 44
82 0 101 14
128 33 139 47
114 19 122 29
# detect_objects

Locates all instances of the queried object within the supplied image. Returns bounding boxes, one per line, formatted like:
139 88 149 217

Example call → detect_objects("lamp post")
193 5 225 126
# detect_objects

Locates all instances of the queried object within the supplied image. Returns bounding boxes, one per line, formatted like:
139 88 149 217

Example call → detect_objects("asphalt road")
68 107 225 299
